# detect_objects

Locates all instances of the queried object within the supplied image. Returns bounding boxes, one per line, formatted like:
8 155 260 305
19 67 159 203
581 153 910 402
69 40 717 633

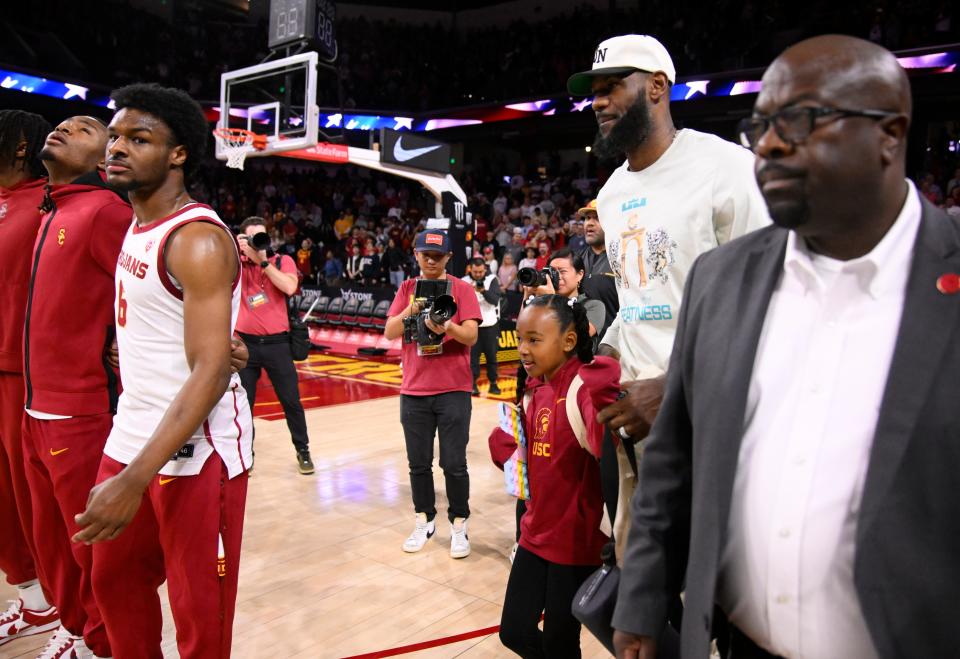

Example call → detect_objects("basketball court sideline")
0 379 609 658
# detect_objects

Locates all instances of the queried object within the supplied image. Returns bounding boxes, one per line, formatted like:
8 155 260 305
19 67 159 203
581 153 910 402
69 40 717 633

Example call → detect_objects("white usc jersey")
105 203 253 478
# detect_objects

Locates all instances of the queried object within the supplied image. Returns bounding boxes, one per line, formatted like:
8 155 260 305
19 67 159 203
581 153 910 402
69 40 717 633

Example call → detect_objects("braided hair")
0 110 52 179
514 294 594 404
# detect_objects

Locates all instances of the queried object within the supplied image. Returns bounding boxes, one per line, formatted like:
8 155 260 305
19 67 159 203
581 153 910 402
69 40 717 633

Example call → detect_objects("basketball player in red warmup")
0 110 60 647
75 83 252 659
22 114 131 659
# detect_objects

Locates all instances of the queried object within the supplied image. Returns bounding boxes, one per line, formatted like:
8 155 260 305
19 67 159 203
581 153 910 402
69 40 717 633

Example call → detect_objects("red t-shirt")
475 218 488 243
0 177 47 373
520 356 609 566
388 276 482 396
236 254 297 335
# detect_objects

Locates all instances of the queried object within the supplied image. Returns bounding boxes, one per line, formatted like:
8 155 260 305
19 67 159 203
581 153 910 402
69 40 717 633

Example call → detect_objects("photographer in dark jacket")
578 199 619 341
462 257 502 396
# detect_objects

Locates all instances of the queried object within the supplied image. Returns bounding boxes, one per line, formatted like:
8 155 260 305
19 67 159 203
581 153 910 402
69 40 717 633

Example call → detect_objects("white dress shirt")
716 181 921 659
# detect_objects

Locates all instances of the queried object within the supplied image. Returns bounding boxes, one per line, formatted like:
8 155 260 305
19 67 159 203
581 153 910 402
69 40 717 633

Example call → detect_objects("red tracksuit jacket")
520 357 610 566
0 177 47 374
23 172 131 415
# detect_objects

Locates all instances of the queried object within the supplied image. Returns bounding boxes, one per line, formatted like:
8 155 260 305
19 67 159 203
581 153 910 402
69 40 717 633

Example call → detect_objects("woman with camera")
519 247 605 338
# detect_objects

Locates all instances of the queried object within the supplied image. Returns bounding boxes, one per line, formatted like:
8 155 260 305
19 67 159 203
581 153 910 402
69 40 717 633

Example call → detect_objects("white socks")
17 580 51 611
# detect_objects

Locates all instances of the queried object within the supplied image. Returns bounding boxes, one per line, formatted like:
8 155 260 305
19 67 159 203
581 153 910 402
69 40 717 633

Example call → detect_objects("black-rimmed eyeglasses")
737 106 899 151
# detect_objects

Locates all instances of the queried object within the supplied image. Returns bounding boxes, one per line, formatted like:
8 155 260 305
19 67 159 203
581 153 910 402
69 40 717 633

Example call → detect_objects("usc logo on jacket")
531 407 551 457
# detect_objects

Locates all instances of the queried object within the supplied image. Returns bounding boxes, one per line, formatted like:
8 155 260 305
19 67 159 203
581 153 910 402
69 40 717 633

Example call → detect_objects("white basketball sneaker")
402 513 435 553
0 597 59 646
36 625 82 658
450 517 471 559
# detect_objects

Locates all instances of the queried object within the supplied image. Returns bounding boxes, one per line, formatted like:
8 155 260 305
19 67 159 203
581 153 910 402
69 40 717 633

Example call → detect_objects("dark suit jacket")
612 197 960 658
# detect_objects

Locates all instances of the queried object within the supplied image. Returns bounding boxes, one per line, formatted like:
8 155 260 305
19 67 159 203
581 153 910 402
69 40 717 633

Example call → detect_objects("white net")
214 130 253 170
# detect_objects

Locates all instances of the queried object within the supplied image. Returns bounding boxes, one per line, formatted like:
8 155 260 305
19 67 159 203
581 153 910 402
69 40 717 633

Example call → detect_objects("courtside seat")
371 299 391 331
356 298 377 329
340 298 361 328
325 297 345 326
304 296 329 324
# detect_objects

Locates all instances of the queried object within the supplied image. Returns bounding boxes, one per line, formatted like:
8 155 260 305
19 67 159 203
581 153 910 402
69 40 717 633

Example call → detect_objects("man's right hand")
597 375 665 439
613 630 657 659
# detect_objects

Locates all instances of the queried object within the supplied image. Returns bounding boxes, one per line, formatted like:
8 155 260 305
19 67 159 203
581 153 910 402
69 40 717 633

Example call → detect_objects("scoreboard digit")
268 0 337 60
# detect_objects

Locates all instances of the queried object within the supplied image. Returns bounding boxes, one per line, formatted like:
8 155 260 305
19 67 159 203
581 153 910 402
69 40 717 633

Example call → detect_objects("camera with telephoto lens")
402 279 458 349
517 266 560 291
239 231 273 256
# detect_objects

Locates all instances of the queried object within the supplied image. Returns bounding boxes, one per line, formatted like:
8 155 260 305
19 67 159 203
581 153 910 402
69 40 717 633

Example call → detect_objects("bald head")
762 35 912 123
751 35 914 259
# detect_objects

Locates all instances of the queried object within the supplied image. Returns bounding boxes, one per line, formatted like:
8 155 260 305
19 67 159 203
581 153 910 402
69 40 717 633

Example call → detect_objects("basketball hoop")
213 128 267 170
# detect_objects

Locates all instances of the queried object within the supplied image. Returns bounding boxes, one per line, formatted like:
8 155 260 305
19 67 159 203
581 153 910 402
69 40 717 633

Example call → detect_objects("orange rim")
213 128 267 151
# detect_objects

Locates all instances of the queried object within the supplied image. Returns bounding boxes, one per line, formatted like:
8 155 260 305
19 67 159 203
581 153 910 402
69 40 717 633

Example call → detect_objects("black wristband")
260 260 269 268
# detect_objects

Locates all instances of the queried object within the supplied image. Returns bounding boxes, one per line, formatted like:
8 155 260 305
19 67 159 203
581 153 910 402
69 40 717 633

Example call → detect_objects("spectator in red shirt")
534 241 551 270
0 109 59 646
296 238 314 278
384 230 481 559
235 216 314 475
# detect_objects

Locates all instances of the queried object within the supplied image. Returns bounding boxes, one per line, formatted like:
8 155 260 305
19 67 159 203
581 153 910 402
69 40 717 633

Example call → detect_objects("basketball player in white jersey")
72 83 252 658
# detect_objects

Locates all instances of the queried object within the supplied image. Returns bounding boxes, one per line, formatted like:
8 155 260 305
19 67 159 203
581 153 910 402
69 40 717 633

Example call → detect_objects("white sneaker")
36 625 82 658
71 638 94 659
402 513 435 553
450 517 471 559
0 598 60 646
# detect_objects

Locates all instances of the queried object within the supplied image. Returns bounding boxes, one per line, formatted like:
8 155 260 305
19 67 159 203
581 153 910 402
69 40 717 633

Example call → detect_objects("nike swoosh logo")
393 137 442 163
49 448 69 456
159 477 177 485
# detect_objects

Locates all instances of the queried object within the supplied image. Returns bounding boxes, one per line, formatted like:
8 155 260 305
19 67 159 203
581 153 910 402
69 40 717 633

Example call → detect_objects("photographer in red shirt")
384 230 481 559
235 216 314 475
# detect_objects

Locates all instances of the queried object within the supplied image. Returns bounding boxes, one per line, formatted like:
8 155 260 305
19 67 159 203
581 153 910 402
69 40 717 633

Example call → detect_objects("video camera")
517 266 560 291
402 279 458 355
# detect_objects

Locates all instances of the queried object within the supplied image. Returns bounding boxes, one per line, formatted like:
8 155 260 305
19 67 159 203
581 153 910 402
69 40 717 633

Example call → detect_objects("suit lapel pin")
936 273 960 294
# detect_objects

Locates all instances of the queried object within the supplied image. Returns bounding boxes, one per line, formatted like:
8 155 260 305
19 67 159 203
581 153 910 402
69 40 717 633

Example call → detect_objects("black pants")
598 428 620 525
499 545 596 658
471 324 499 383
399 391 471 522
515 498 526 542
237 333 310 454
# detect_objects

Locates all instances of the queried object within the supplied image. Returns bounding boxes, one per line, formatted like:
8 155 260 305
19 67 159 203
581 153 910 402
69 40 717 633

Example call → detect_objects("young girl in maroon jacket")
494 294 620 658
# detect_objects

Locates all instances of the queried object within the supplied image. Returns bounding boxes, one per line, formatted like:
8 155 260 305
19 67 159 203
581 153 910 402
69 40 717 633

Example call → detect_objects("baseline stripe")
338 624 500 659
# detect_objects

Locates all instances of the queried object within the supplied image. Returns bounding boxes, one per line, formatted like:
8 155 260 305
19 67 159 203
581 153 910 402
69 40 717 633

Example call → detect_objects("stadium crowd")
188 153 960 288
2 0 955 110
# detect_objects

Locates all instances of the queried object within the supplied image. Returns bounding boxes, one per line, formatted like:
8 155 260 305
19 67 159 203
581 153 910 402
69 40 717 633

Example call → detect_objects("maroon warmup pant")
22 413 112 656
92 454 248 659
0 372 38 586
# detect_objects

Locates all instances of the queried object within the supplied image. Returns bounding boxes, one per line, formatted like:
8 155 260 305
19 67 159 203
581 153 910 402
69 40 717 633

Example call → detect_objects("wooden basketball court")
1 356 610 658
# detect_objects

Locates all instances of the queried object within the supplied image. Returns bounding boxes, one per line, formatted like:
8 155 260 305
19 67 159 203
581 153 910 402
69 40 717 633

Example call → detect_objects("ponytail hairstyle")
514 293 593 404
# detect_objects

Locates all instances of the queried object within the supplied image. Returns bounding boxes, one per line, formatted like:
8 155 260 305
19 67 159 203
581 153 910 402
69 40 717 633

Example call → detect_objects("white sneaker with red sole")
0 598 60 646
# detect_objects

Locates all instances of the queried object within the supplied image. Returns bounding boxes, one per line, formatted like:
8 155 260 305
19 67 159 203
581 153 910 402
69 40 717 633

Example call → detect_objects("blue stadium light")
2 47 956 132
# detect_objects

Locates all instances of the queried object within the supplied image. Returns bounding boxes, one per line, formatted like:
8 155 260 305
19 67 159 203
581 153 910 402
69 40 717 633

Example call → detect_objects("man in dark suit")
612 35 960 659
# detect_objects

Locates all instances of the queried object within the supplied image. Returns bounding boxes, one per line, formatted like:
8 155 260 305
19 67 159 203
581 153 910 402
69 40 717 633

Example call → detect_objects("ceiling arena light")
2 46 956 132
